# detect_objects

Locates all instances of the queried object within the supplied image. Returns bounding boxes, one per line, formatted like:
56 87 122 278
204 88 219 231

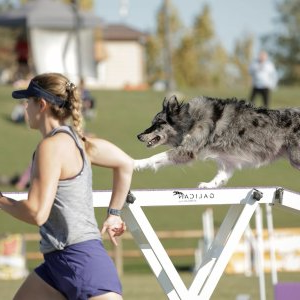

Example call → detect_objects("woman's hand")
101 215 126 246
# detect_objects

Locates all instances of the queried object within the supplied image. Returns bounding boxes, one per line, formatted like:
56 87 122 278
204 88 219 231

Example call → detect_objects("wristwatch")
107 208 122 216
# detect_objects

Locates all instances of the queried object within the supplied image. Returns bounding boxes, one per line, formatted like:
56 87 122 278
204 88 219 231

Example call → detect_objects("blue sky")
94 0 277 55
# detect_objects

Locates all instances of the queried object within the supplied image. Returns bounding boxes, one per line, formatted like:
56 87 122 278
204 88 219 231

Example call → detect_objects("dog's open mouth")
147 136 161 147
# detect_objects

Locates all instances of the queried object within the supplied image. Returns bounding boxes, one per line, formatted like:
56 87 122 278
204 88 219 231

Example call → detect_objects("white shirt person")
249 50 278 107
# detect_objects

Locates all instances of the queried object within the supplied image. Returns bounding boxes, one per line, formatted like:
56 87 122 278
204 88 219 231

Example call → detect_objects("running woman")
0 73 133 300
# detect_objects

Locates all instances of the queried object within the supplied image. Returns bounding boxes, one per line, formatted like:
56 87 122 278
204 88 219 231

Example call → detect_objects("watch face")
108 208 121 216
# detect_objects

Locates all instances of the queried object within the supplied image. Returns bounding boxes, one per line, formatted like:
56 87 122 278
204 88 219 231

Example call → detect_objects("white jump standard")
118 187 300 300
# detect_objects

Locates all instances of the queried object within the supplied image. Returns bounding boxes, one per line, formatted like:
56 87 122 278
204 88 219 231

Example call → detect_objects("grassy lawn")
1 84 300 298
1 272 300 299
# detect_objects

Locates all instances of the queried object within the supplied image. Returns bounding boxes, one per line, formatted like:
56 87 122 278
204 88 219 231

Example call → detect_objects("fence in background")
23 227 300 276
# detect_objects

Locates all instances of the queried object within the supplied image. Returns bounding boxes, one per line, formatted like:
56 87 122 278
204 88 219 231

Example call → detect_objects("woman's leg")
14 271 66 300
261 88 270 107
89 292 123 300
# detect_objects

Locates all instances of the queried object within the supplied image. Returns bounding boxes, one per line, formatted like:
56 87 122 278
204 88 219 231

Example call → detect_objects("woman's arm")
85 137 134 245
0 139 61 226
86 137 134 209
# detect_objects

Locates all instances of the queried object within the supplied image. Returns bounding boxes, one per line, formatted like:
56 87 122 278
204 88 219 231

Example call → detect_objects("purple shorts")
35 239 122 300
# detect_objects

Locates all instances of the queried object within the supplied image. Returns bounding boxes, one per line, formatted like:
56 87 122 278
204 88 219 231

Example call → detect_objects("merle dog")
134 95 300 188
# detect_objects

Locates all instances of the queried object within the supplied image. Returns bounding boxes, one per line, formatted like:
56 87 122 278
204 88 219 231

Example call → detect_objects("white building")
93 23 147 89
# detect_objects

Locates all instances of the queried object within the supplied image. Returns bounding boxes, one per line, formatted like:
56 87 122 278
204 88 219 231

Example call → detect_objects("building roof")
0 0 101 29
102 23 147 42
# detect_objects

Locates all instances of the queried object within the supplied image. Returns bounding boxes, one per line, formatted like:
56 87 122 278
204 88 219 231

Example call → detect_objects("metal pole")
71 0 82 79
163 0 176 92
255 205 267 300
266 204 278 285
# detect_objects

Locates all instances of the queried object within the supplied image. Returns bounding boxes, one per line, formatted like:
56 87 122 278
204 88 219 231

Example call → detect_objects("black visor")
12 80 66 107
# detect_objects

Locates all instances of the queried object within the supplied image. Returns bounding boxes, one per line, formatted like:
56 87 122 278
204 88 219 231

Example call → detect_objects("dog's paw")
134 152 169 172
198 181 220 189
198 182 211 189
134 158 157 171
134 159 148 171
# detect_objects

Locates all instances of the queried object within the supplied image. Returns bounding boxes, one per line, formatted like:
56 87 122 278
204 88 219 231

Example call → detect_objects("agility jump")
4 187 300 300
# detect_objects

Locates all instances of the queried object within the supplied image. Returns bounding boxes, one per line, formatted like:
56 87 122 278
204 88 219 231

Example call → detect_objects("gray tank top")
39 126 101 254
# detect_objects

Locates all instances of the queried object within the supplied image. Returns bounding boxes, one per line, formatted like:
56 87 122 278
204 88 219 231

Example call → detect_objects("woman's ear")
39 98 48 112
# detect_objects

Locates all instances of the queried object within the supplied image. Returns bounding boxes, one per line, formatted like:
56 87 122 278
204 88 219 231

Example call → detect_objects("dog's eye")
158 120 167 125
152 119 166 126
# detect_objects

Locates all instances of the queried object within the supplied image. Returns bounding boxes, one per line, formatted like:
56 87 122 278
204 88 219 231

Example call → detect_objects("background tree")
230 34 253 87
173 33 200 87
144 35 164 86
192 4 216 86
20 0 93 10
63 0 94 10
210 42 228 87
156 0 182 90
0 1 21 81
173 4 228 87
262 0 300 85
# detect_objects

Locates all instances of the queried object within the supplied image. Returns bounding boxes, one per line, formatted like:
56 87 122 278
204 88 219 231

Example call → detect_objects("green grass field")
1 272 300 299
1 84 300 299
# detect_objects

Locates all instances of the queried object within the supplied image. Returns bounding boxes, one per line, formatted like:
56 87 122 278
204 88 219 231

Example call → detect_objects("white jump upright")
3 187 300 300
119 187 300 300
93 187 300 300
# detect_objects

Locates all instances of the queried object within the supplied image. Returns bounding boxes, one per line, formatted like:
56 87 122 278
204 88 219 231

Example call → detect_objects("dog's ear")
162 97 168 111
166 95 180 114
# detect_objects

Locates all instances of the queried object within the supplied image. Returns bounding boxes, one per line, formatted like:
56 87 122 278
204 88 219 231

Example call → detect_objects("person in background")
0 164 31 191
0 100 30 190
249 50 278 108
14 33 29 80
11 100 27 123
0 72 133 300
79 78 96 120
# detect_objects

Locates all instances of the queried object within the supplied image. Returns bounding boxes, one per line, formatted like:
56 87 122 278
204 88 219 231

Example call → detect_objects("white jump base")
4 187 300 300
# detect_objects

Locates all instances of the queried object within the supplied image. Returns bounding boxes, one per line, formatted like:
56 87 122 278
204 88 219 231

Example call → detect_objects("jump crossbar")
3 187 300 300
4 186 299 207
